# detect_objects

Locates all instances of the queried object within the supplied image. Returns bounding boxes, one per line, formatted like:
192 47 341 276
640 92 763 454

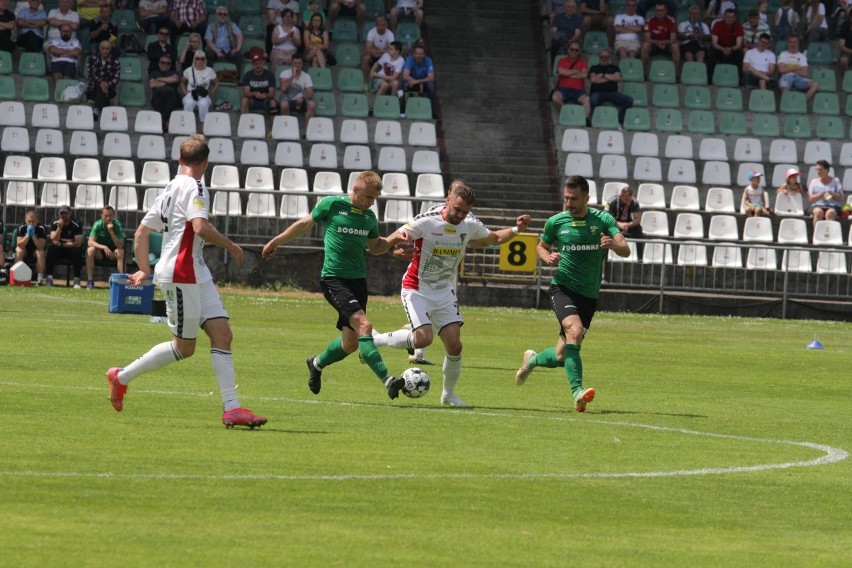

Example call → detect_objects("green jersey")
541 207 620 299
88 218 125 249
311 195 380 279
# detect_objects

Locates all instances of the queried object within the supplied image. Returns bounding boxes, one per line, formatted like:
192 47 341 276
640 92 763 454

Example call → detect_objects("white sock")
212 348 240 411
37 273 43 283
376 329 413 350
120 342 181 384
442 353 462 396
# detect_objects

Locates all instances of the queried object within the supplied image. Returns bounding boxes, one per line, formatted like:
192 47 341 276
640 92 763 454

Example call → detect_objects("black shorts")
549 283 597 334
320 277 368 331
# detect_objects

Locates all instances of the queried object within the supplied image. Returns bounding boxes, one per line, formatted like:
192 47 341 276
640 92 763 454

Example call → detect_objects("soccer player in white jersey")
105 134 267 429
373 180 531 406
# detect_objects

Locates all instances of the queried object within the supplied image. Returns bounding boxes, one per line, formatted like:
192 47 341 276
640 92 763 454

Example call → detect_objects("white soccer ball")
401 367 430 398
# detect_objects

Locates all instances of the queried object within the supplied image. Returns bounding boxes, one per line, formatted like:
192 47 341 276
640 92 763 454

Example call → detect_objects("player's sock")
533 348 564 368
119 341 182 383
563 343 584 394
358 335 391 381
442 353 462 396
376 328 414 350
317 337 349 368
211 348 240 411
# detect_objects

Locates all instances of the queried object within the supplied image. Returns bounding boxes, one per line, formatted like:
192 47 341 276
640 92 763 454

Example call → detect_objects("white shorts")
401 287 463 333
161 280 228 340
614 38 641 54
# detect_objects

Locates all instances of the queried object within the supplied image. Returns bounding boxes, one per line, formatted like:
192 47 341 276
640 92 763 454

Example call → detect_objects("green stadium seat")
624 107 651 131
396 22 421 48
583 31 608 54
119 56 142 82
552 55 566 76
846 95 852 116
405 97 433 120
114 9 137 34
751 113 779 137
748 89 776 113
812 92 839 115
145 34 158 49
341 93 369 117
807 42 833 66
683 86 711 110
240 15 265 38
337 68 364 92
712 64 739 87
18 52 46 76
720 111 747 135
558 104 586 127
687 110 715 134
0 75 14 99
332 19 359 42
779 91 807 114
810 68 837 92
680 61 708 85
817 116 844 139
236 0 261 15
214 85 241 111
308 67 333 91
715 87 742 111
313 91 337 116
655 108 683 132
0 50 11 74
619 58 644 82
621 82 647 106
177 35 189 56
774 39 787 55
119 82 146 107
586 54 600 68
334 43 361 67
206 0 229 9
22 77 49 101
783 115 811 138
843 70 852 93
373 94 401 118
591 105 619 129
649 60 676 83
54 78 81 102
652 84 679 108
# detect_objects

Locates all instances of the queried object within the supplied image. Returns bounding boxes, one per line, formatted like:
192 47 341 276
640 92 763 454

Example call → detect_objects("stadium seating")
340 119 369 144
35 129 64 154
596 130 624 154
598 154 627 179
343 145 373 169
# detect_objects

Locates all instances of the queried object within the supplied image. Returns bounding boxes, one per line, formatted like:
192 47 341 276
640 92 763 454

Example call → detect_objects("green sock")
563 344 583 395
317 337 349 368
358 336 390 381
533 348 564 369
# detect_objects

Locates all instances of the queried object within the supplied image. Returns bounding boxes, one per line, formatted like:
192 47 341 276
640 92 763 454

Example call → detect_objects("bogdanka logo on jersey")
562 243 599 251
337 226 370 236
571 220 586 227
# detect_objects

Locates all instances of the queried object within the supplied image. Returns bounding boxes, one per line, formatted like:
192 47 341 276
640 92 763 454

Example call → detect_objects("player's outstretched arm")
193 217 244 266
366 228 410 256
262 214 316 259
470 214 532 247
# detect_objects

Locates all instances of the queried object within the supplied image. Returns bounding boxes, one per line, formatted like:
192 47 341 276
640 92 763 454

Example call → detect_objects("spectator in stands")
329 0 366 32
802 0 828 44
45 205 83 288
642 2 680 79
550 40 590 122
77 0 111 24
638 0 678 20
87 4 117 56
580 0 612 40
757 0 770 25
704 0 735 25
47 24 82 81
370 40 404 96
0 0 15 53
774 0 800 43
777 35 818 101
46 0 79 44
588 49 632 127
270 8 301 73
268 0 303 28
808 160 844 227
180 49 218 123
606 186 643 254
303 0 326 26
149 55 181 130
170 0 207 40
613 0 644 59
205 6 243 66
86 40 120 120
548 0 567 23
401 41 436 111
86 205 125 290
16 0 47 53
303 13 330 69
241 52 278 114
147 25 177 74
389 0 423 32
741 171 770 217
178 32 203 72
550 1 583 65
710 9 744 79
15 209 47 286
743 9 770 50
677 4 710 63
777 167 805 197
839 6 852 72
138 0 170 35
361 16 394 85
743 33 775 89
278 52 315 120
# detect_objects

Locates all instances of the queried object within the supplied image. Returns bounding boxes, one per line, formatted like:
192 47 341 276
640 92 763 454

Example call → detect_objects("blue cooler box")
109 273 155 314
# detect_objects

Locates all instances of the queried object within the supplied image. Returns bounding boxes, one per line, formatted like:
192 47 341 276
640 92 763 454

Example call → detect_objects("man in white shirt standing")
777 35 819 101
743 32 776 89
106 134 268 429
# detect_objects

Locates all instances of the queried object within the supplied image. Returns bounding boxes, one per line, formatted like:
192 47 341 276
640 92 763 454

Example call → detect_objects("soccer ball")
401 367 430 398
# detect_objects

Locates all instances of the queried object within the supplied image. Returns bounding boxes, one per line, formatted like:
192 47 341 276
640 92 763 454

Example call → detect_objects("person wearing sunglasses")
588 49 633 128
550 40 591 124
146 25 177 73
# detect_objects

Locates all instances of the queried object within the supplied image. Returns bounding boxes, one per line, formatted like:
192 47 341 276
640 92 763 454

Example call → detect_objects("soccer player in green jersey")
261 171 410 399
515 175 632 412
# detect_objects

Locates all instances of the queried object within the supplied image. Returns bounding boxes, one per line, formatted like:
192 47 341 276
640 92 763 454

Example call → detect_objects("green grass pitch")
1 285 850 566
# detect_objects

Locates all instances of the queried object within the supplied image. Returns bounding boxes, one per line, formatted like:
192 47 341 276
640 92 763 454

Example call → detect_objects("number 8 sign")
498 233 538 273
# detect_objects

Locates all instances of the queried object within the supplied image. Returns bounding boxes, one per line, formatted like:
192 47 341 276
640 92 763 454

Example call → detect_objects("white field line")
0 381 847 482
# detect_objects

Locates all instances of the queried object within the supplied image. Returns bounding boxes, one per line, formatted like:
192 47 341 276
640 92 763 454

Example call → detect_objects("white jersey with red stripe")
401 206 490 292
140 174 212 285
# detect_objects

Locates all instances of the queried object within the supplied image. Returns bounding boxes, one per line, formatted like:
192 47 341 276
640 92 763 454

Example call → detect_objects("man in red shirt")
710 8 744 78
551 40 591 122
641 2 680 78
